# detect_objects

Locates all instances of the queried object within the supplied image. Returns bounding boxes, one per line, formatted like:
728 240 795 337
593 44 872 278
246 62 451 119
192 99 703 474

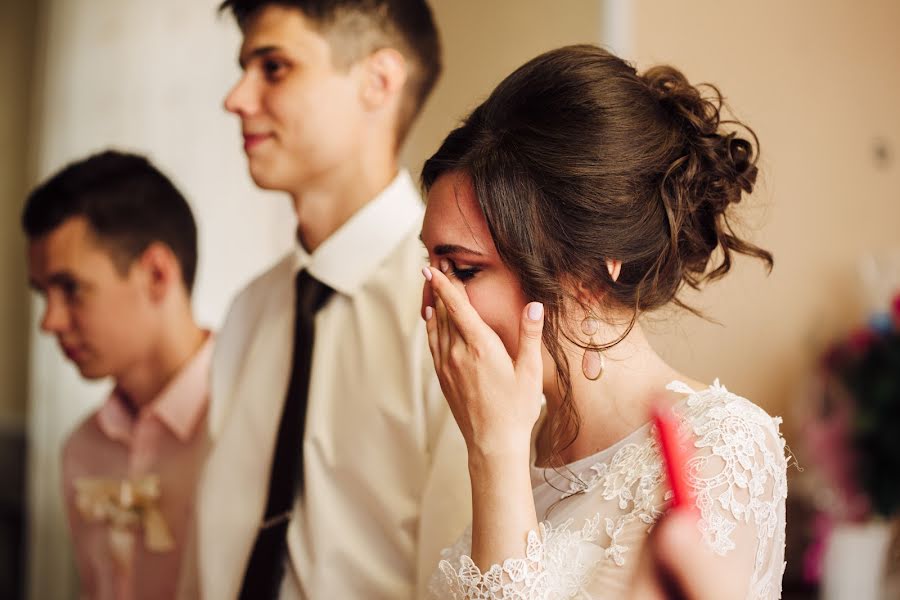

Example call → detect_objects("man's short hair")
22 150 199 293
219 0 442 144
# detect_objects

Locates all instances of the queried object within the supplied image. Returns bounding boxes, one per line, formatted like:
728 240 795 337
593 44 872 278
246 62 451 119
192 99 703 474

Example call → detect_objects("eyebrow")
30 271 78 292
238 45 280 69
418 234 486 257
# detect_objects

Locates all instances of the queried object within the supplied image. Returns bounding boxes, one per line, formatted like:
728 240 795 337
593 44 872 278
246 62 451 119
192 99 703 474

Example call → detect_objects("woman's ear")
606 259 622 282
360 47 408 109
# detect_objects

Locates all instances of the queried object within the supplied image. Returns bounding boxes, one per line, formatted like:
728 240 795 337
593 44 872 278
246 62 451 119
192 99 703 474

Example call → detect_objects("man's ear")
138 242 181 303
360 47 408 110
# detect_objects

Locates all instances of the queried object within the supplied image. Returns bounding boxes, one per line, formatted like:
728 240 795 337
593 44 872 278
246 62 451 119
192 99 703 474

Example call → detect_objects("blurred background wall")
631 0 900 430
1 0 897 598
0 1 38 597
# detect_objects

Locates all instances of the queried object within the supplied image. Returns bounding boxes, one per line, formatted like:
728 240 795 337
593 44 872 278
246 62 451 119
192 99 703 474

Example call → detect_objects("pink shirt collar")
96 333 214 445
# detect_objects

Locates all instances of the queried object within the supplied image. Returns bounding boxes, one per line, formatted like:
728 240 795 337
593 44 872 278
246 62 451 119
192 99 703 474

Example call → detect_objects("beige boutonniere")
74 475 175 566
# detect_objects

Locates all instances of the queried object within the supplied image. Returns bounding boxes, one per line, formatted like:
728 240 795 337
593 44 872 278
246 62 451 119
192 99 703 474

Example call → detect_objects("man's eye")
61 281 80 300
262 59 286 79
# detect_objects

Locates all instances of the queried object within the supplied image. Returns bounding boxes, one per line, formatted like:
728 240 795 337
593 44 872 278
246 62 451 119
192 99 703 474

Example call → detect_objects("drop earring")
580 314 604 381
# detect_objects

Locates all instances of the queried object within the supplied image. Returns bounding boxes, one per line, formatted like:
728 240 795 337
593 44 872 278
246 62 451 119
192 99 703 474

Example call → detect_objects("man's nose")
224 74 257 117
40 296 70 334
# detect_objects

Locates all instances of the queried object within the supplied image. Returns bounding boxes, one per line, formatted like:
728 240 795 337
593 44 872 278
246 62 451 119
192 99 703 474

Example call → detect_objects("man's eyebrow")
238 45 280 69
28 271 74 292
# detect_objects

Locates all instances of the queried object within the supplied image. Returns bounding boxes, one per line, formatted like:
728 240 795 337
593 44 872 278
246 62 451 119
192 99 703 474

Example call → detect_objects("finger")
427 266 487 345
513 302 545 383
653 510 737 600
435 293 451 368
422 270 440 364
424 302 440 365
628 545 665 600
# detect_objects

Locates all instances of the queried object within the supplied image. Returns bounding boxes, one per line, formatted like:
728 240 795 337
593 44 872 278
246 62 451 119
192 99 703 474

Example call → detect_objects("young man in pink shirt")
24 150 212 600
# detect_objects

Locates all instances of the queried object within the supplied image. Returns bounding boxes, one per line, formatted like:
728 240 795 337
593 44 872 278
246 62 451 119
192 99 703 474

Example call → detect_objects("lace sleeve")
678 381 789 600
429 516 608 600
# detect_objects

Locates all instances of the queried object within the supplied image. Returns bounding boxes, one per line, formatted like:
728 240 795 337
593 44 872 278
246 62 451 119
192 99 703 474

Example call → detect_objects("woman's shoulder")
670 379 785 445
670 380 789 557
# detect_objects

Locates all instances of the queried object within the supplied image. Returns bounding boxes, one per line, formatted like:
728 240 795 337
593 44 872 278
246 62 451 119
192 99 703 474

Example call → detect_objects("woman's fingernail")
439 259 450 273
422 267 432 281
424 306 434 321
528 302 544 321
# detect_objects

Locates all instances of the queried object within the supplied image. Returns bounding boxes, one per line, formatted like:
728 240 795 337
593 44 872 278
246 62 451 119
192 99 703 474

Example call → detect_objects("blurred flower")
808 291 900 521
801 290 900 583
893 293 900 327
802 513 833 584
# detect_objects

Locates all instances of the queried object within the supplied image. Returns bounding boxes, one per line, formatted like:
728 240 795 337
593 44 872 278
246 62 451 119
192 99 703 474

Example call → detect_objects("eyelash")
450 263 481 283
262 59 287 81
421 251 482 283
62 281 80 299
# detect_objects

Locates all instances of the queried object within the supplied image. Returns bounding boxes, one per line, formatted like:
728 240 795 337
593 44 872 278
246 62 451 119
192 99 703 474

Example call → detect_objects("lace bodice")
428 380 788 600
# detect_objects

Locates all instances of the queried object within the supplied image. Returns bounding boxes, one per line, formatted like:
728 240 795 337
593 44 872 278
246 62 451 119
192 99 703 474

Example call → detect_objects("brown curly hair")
421 44 773 467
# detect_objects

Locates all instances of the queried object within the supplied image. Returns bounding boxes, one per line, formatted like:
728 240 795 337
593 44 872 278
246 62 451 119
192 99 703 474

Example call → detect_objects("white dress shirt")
196 171 471 599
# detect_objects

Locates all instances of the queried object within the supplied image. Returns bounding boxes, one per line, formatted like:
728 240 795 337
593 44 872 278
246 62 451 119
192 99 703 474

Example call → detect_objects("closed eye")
449 262 481 283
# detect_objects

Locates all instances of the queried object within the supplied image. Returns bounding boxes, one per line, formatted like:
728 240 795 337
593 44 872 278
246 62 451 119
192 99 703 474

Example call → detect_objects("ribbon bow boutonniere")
74 475 175 566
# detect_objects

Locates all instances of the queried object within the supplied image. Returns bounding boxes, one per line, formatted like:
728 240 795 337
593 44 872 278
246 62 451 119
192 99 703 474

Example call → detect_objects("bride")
419 45 787 599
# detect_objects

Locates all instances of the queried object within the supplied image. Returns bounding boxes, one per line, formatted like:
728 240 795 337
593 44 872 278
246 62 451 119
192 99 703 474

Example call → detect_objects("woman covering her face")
420 45 787 600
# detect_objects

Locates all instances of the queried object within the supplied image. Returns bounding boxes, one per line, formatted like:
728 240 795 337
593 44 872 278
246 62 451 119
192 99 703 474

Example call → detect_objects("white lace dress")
428 380 788 600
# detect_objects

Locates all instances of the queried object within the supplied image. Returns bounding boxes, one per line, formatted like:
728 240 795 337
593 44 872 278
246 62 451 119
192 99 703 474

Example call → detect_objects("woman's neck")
537 321 696 467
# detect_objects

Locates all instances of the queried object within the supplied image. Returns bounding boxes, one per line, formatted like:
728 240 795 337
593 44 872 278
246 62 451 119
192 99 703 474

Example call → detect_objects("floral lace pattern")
429 380 788 600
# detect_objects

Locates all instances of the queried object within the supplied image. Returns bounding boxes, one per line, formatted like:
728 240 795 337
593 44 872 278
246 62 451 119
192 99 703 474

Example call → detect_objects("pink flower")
892 292 900 327
804 379 871 521
802 513 833 584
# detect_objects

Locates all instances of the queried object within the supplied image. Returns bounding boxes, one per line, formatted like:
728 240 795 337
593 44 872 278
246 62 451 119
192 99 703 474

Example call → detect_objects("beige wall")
403 0 603 178
0 0 38 428
630 0 900 426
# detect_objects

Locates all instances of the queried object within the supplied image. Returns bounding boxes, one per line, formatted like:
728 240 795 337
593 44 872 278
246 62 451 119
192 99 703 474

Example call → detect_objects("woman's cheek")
466 284 525 357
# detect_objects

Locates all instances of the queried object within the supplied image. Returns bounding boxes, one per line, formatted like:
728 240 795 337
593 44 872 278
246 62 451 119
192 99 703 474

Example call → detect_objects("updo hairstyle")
422 45 773 466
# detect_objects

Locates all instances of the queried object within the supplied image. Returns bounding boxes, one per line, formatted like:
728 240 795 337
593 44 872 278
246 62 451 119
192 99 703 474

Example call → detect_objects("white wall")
25 1 296 597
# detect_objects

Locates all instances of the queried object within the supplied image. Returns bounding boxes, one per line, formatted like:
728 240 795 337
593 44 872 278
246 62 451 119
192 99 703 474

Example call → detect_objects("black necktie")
238 269 334 600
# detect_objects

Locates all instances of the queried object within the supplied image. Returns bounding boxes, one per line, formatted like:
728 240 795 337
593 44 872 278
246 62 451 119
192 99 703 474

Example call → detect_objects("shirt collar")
96 333 215 444
294 169 423 296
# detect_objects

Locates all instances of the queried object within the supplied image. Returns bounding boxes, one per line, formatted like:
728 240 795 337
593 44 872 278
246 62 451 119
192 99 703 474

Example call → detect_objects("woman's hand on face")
422 264 544 464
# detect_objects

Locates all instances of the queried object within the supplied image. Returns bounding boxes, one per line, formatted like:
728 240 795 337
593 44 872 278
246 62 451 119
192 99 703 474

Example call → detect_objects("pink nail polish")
528 303 544 321
422 267 432 281
424 306 434 321
439 259 450 273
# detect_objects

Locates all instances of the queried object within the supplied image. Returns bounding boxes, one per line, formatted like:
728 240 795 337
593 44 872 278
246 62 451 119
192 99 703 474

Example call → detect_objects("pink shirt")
62 335 213 600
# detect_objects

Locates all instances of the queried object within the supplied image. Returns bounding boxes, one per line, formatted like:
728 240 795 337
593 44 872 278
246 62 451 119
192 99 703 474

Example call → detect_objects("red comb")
652 405 693 512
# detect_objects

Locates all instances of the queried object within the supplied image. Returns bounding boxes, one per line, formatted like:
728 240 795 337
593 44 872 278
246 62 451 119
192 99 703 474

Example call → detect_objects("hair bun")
640 64 768 286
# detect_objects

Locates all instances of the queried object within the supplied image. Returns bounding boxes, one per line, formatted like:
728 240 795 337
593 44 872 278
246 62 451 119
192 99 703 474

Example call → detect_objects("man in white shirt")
194 1 470 599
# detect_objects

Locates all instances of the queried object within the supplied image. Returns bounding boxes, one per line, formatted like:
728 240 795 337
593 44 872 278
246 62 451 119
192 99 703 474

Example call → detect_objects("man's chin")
247 160 298 194
73 362 112 380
